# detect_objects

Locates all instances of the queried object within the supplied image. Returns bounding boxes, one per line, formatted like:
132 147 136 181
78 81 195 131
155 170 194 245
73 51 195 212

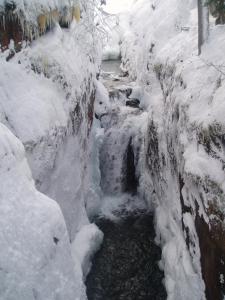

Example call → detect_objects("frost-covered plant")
205 0 225 23
153 63 163 80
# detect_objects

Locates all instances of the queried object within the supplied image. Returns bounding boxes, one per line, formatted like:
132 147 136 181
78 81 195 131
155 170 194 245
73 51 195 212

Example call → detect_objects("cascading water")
85 60 167 300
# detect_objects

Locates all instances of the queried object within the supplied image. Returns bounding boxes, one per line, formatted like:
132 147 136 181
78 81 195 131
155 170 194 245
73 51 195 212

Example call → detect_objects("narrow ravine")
86 60 166 300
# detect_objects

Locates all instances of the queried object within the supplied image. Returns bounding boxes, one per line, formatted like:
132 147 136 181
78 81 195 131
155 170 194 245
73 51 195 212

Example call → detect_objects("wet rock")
118 87 132 98
126 99 140 108
195 205 225 300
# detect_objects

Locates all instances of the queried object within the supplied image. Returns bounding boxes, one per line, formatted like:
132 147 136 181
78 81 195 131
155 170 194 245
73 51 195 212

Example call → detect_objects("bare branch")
201 58 225 76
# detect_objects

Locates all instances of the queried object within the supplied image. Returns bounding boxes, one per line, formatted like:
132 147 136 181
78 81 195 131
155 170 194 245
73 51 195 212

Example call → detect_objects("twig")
201 58 225 76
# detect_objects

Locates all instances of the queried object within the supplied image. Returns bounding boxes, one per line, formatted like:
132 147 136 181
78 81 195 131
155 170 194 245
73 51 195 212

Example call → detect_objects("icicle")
37 14 47 34
71 0 81 23
50 9 59 24
72 5 80 22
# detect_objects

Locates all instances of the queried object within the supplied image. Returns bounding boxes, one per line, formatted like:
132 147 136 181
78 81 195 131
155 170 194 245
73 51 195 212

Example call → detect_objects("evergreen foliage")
205 0 225 23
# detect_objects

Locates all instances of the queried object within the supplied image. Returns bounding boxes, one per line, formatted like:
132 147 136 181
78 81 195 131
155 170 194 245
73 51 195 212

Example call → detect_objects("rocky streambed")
86 212 166 300
86 60 166 300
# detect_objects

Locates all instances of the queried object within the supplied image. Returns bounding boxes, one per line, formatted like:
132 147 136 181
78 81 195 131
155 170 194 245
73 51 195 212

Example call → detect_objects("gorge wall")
119 0 225 299
0 1 103 299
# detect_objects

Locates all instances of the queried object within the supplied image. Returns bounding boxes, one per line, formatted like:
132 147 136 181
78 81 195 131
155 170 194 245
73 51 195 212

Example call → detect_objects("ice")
72 224 104 279
84 118 105 219
94 79 111 117
0 0 78 24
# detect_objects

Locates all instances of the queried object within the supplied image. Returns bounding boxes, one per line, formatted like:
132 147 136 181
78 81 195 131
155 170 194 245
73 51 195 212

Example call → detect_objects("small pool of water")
101 60 122 74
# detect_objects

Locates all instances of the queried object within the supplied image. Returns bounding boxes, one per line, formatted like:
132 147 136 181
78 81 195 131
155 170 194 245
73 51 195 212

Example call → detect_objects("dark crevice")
123 137 138 194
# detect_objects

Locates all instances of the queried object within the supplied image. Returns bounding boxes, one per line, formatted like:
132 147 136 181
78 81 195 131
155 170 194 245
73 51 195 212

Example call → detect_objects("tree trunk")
198 0 209 55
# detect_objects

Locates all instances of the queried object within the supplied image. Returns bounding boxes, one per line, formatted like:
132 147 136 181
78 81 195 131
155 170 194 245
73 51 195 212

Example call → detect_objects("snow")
0 124 77 300
0 59 67 143
0 20 99 241
94 79 110 116
2 0 225 298
0 2 102 298
103 0 133 14
72 224 104 279
115 0 225 298
0 0 79 24
184 143 225 186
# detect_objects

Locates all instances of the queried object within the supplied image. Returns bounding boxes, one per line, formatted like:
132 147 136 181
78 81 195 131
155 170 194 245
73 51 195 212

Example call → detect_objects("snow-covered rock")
0 1 103 298
72 223 104 279
0 12 99 241
119 0 225 299
0 124 78 300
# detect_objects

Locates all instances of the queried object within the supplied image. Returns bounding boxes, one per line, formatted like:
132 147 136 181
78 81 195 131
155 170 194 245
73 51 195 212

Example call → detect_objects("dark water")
86 213 166 300
101 60 121 74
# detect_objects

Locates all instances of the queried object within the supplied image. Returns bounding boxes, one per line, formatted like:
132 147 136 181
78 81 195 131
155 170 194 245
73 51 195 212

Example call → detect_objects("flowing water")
86 60 166 300
101 60 121 74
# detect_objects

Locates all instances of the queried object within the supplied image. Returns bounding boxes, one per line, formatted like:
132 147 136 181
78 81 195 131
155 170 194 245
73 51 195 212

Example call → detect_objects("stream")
86 60 166 300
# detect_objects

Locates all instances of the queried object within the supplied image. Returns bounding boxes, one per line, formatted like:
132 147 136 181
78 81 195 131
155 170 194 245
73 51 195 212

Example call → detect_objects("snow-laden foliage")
0 0 91 25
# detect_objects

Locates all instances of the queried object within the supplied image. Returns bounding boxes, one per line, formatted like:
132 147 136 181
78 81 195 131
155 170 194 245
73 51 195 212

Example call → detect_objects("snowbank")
0 124 77 300
72 224 104 279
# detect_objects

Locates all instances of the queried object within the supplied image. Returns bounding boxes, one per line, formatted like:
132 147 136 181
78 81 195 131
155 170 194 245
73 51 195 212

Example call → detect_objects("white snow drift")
0 124 77 300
